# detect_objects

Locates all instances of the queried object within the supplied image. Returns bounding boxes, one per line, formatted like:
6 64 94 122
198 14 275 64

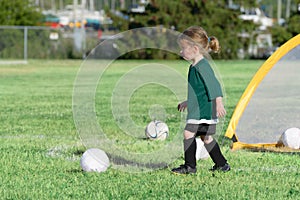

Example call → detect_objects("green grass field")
0 59 299 200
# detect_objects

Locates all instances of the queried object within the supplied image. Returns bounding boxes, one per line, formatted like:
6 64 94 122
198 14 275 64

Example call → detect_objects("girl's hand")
216 97 226 118
177 101 187 112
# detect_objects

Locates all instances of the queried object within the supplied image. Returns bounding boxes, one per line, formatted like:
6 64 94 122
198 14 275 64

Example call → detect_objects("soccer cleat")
171 164 197 174
209 165 219 171
210 163 231 172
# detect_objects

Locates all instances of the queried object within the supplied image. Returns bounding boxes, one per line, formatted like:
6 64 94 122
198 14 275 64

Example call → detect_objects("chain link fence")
0 26 101 61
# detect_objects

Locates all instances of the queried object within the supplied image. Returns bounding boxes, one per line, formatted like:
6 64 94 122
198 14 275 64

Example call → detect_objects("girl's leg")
201 135 230 171
183 130 197 169
171 130 197 174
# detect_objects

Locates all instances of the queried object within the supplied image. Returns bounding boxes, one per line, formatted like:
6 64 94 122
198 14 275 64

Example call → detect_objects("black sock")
184 137 197 168
204 139 227 167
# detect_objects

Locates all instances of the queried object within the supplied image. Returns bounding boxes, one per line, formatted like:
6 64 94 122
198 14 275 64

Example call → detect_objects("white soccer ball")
80 148 110 172
279 127 300 149
145 120 169 140
195 138 209 160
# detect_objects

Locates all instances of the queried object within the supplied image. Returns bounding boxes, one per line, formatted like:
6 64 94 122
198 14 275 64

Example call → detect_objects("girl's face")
179 40 198 61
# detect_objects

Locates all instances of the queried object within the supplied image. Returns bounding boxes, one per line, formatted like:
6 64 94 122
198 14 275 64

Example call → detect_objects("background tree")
286 0 300 36
0 0 42 25
270 0 300 46
112 0 258 59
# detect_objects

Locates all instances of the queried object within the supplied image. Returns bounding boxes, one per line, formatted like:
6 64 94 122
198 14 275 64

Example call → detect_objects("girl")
171 26 230 174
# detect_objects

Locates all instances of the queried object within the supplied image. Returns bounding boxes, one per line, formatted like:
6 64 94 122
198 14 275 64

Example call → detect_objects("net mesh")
235 45 300 144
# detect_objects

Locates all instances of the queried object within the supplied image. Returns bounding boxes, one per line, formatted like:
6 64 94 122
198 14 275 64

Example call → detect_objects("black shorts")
184 123 216 136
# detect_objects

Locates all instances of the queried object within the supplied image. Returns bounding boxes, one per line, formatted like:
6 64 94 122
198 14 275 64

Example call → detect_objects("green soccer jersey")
187 58 223 124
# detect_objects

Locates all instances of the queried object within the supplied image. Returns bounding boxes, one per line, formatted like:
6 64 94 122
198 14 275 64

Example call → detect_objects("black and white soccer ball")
145 120 169 141
278 127 300 149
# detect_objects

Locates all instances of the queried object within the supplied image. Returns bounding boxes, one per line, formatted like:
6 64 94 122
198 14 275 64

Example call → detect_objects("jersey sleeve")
199 64 223 100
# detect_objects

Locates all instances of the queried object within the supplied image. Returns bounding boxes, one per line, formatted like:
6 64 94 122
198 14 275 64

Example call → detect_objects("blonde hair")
178 26 221 53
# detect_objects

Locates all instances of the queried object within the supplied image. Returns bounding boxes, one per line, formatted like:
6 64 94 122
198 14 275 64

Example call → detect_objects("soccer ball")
145 120 169 140
80 148 110 172
279 127 300 149
195 138 209 160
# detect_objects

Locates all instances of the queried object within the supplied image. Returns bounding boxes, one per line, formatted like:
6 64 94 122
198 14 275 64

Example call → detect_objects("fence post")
24 26 28 61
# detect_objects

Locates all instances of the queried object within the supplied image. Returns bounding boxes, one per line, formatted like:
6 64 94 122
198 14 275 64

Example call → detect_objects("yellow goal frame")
225 34 300 150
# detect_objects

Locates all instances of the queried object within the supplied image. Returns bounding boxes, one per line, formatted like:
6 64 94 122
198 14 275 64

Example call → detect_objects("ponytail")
208 36 221 53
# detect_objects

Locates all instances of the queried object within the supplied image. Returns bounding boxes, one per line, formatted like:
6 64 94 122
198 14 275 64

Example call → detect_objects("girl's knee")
184 130 195 139
201 135 213 144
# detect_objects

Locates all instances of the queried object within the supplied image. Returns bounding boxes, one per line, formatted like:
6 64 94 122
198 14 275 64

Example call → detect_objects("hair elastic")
208 37 211 43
